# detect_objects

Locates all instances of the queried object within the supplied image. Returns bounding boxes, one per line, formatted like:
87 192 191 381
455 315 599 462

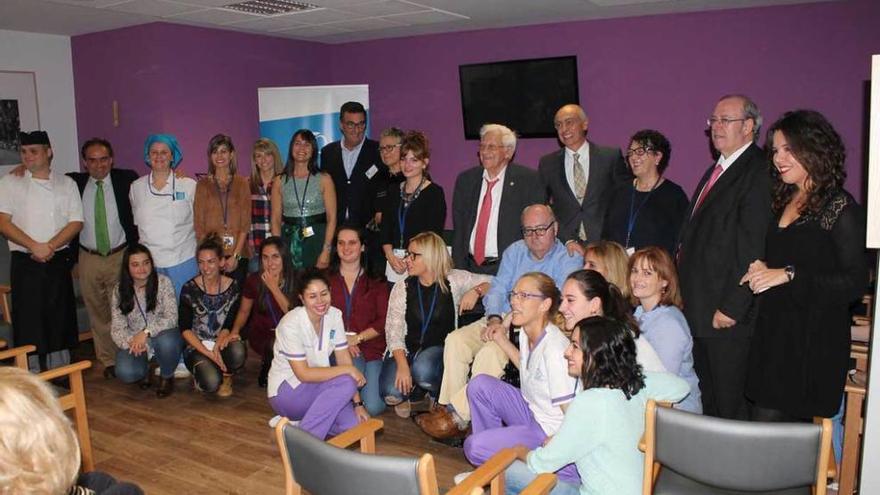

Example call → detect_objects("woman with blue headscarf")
129 134 199 297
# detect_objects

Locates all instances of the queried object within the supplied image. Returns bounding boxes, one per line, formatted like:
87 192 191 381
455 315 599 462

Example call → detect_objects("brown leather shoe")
418 407 468 440
414 403 444 428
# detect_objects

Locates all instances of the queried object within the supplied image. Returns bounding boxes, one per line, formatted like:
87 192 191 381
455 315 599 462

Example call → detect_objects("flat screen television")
459 56 579 139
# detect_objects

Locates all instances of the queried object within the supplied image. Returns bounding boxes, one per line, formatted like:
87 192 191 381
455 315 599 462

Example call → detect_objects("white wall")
0 29 78 175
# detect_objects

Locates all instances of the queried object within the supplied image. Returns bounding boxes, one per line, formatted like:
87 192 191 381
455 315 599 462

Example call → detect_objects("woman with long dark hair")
111 244 182 397
229 236 296 387
327 224 390 416
504 316 689 495
740 110 867 426
271 129 337 269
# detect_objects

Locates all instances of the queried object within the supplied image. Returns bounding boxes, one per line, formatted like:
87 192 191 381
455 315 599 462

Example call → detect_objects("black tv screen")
459 56 579 140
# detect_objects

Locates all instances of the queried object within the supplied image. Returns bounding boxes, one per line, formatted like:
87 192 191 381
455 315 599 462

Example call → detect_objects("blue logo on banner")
259 112 371 169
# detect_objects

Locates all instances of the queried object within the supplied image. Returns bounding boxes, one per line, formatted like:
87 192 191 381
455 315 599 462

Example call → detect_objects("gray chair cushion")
654 406 821 491
283 423 422 495
654 468 811 495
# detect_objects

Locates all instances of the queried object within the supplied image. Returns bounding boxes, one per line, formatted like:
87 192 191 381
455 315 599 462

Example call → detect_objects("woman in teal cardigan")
504 316 689 495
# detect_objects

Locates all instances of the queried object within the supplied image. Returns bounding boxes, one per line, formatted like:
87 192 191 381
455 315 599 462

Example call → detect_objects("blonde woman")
247 138 284 272
380 232 492 416
583 240 631 298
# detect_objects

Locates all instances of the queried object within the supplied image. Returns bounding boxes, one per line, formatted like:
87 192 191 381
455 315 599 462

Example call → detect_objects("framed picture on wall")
0 71 39 175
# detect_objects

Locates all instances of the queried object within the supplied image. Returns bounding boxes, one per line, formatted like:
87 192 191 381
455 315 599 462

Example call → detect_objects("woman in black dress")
602 129 688 254
380 130 446 283
740 109 866 422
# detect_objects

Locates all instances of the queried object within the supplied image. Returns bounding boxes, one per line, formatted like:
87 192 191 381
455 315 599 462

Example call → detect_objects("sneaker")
217 375 233 397
268 415 282 428
173 362 191 378
453 471 473 485
394 400 412 418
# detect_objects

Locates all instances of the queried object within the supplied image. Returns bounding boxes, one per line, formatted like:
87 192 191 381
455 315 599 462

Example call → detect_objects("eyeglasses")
522 221 556 238
508 291 545 302
404 251 422 260
625 147 654 158
343 121 367 130
706 117 747 127
378 143 401 153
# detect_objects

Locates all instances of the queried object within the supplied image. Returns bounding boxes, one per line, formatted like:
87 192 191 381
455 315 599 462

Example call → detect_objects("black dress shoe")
156 377 174 398
138 376 152 390
103 366 116 379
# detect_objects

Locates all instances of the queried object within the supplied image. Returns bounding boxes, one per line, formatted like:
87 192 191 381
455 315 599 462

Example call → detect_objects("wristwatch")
784 265 796 282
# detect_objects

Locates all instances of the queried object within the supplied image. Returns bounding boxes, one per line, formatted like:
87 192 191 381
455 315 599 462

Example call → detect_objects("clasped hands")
739 259 789 295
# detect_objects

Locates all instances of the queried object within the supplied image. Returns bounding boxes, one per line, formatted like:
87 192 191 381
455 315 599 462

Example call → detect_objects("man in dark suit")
319 101 386 229
538 104 630 253
677 94 773 419
451 124 545 275
67 138 139 378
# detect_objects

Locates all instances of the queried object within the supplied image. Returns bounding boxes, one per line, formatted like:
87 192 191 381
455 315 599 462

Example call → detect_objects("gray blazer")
538 142 630 243
451 163 545 271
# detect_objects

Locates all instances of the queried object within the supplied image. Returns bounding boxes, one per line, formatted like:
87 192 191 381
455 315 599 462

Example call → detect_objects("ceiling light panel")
222 0 318 15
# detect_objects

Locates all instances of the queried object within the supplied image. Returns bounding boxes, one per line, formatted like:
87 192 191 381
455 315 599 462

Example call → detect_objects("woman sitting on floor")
629 246 702 413
110 244 182 398
179 233 245 397
505 317 690 495
461 272 580 486
328 224 390 416
267 268 369 440
380 231 492 417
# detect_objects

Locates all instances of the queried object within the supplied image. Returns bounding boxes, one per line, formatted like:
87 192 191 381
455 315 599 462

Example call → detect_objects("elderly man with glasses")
417 204 582 440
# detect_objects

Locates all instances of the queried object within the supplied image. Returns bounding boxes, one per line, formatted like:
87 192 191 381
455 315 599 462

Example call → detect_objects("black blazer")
538 141 631 243
67 168 139 260
677 142 773 340
451 163 545 270
320 139 385 228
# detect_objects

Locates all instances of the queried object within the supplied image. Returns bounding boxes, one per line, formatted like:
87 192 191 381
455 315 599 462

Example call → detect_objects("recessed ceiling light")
222 0 319 16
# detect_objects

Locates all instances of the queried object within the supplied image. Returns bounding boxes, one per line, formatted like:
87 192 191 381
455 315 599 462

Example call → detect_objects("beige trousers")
438 317 509 421
78 249 125 367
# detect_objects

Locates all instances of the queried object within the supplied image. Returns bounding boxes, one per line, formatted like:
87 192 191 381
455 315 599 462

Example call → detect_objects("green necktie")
95 180 110 255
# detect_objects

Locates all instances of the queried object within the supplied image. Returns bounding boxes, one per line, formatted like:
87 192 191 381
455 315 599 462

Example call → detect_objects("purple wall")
73 0 880 209
72 23 329 174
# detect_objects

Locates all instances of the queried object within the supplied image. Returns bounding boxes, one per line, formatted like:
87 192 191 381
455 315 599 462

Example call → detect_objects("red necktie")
473 178 499 266
692 163 723 216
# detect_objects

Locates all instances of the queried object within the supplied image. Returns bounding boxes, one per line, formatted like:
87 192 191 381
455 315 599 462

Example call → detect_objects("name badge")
392 248 406 259
302 226 315 238
365 164 378 179
221 234 234 249
175 191 186 200
329 329 336 341
626 247 635 256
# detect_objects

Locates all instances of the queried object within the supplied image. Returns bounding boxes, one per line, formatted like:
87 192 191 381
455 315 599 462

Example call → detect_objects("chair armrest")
0 338 5 349
448 448 518 495
0 284 11 324
327 418 383 453
38 360 92 381
520 474 558 495
0 344 36 369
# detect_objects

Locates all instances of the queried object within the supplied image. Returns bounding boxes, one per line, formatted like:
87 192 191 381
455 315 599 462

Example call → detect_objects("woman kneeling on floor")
111 244 183 398
267 268 369 440
179 233 245 396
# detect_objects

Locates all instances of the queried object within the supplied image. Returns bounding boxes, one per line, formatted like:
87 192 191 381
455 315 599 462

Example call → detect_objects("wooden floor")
77 345 471 494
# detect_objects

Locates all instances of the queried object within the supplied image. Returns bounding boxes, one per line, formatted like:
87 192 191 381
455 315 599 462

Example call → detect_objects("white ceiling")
0 0 836 44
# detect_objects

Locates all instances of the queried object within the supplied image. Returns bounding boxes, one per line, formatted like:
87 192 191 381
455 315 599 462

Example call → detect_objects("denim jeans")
379 345 444 402
115 329 183 382
504 460 580 495
352 355 386 416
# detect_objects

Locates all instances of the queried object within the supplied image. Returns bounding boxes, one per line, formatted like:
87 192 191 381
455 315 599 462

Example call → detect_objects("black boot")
258 357 269 388
156 376 174 398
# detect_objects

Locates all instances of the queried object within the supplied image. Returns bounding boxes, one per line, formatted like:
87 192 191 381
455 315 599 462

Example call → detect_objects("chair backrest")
652 403 827 491
280 421 424 495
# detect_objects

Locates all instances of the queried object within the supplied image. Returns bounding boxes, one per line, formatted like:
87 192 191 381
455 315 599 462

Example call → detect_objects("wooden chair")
0 284 10 324
0 344 95 472
642 400 832 495
275 417 556 495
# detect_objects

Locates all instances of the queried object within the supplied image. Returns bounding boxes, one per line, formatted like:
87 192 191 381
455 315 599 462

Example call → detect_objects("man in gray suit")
538 104 630 253
451 124 545 275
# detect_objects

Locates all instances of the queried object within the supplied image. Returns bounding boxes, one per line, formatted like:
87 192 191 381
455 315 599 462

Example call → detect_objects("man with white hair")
451 124 545 275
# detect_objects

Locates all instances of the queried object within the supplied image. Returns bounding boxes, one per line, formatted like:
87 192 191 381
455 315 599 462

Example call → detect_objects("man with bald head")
417 203 582 440
677 94 772 419
539 104 630 251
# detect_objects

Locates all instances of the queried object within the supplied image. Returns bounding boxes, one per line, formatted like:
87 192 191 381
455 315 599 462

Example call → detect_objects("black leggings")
185 340 247 393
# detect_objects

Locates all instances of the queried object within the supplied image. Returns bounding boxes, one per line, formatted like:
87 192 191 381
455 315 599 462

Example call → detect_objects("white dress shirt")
564 141 590 198
341 138 365 179
129 172 197 267
0 169 83 252
468 165 507 258
80 176 126 251
692 140 753 210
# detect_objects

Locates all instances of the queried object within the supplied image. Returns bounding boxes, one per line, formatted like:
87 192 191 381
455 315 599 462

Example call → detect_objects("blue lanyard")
133 290 149 332
417 283 439 341
148 172 177 201
625 179 660 248
214 178 230 229
342 270 362 331
292 174 311 220
264 291 281 327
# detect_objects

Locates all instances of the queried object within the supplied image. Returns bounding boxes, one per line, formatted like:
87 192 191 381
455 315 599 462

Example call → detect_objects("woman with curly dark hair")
740 110 867 425
503 316 689 495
